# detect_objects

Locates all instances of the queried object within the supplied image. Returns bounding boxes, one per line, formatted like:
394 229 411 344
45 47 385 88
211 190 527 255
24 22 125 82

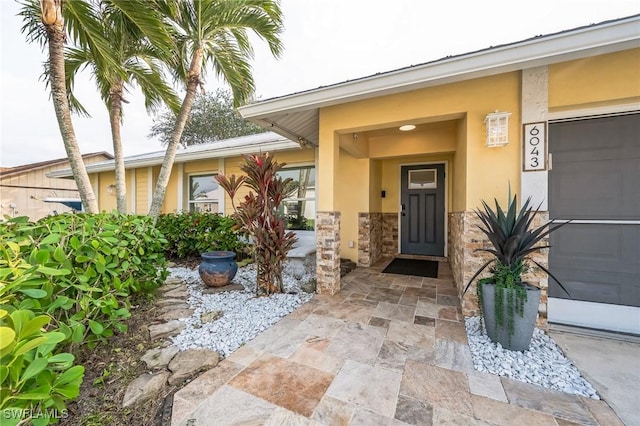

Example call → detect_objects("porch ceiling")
249 109 319 147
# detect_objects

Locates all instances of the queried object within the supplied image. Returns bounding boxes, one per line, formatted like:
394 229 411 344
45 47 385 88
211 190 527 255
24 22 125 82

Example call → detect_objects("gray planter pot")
480 282 541 351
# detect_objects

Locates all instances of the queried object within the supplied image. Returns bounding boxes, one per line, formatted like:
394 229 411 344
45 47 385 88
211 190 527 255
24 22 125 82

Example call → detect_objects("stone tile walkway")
171 260 624 426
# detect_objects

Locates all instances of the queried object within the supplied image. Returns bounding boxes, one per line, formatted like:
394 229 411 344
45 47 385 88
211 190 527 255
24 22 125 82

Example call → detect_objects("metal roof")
47 132 302 178
1 152 113 178
239 14 640 146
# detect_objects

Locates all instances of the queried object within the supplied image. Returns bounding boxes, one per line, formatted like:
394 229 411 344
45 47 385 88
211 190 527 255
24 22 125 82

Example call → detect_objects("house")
50 16 639 335
47 133 313 218
0 152 113 220
238 15 639 335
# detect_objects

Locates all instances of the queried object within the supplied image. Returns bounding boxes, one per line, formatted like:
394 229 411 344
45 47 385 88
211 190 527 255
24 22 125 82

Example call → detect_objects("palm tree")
64 2 180 213
20 0 107 212
19 0 175 213
147 0 284 220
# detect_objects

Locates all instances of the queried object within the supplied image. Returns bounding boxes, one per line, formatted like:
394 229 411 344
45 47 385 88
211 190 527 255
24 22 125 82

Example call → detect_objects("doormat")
382 258 438 278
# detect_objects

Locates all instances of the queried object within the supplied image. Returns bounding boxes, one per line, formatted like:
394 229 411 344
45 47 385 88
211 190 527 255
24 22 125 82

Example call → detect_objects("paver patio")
171 260 624 425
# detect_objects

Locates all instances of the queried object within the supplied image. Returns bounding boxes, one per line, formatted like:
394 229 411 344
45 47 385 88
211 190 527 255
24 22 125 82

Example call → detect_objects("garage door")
548 113 640 334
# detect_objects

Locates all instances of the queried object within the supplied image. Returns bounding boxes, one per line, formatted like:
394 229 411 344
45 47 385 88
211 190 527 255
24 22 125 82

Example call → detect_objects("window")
188 174 221 213
408 169 437 189
277 166 316 230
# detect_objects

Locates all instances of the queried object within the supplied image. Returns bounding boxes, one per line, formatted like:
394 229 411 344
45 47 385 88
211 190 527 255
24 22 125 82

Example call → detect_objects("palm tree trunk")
43 2 98 213
148 47 204 221
109 81 127 214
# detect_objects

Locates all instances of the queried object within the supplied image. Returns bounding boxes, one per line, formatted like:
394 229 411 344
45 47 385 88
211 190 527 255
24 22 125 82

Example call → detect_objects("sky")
1 0 639 167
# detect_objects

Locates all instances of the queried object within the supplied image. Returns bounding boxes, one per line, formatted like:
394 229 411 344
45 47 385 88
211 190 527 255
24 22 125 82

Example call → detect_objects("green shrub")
0 309 83 426
156 212 244 259
0 248 83 425
0 213 168 347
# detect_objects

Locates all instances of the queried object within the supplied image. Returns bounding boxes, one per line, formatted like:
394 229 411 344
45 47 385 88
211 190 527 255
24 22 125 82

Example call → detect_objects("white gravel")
167 263 314 357
163 265 599 400
465 316 599 399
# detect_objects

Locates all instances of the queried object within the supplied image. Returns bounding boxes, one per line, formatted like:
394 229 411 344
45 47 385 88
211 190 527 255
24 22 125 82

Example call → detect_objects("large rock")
156 298 188 307
168 349 220 385
159 303 191 313
141 346 179 369
158 308 194 322
122 371 170 408
164 287 189 299
149 320 186 340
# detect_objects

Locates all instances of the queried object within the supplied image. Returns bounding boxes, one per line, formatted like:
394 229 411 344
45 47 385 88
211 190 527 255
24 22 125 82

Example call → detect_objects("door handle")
401 203 406 216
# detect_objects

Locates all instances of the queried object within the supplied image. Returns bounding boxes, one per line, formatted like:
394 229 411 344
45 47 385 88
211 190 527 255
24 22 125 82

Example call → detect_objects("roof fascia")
239 17 640 118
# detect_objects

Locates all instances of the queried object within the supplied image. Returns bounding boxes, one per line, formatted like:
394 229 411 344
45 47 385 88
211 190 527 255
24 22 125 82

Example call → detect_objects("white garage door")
548 113 640 335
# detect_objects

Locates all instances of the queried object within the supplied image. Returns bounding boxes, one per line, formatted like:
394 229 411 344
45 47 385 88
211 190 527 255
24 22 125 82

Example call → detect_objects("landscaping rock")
200 310 223 323
122 371 170 408
149 320 186 340
141 346 179 369
164 277 182 285
201 283 245 294
164 287 189 299
159 283 183 294
159 303 191 313
155 298 188 307
159 308 194 322
167 349 220 385
300 279 317 294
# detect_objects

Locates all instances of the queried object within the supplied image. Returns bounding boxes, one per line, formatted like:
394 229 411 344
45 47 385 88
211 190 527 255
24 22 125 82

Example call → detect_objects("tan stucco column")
316 132 341 294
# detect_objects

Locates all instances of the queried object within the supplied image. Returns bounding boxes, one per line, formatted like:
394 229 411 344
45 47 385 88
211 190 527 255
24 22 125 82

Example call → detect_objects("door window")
408 169 437 189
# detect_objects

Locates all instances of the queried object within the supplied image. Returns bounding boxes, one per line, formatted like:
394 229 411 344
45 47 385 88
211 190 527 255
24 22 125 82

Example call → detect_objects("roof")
239 14 640 146
0 152 114 178
47 132 301 178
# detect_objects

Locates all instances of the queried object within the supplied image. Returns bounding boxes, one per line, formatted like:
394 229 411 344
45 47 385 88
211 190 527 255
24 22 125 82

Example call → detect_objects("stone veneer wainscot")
448 211 550 329
316 211 341 295
357 213 400 267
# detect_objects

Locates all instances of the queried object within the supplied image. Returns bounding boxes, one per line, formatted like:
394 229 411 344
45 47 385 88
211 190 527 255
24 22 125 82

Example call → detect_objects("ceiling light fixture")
399 124 416 131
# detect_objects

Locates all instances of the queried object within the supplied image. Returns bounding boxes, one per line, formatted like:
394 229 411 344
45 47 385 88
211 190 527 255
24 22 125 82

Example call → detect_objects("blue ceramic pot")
198 251 238 287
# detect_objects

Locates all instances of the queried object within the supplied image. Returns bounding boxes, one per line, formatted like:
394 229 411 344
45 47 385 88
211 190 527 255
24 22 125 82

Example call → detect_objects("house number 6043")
523 122 547 171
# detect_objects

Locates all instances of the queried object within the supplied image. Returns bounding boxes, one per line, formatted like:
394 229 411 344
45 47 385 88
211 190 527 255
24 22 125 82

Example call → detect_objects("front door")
400 164 445 256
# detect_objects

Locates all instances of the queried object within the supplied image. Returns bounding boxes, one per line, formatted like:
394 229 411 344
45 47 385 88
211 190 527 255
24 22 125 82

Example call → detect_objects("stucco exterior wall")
92 148 315 216
548 49 640 110
336 150 370 260
318 72 522 212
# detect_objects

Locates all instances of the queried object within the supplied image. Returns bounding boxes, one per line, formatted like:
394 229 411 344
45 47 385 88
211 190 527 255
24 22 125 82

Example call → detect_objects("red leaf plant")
216 153 298 295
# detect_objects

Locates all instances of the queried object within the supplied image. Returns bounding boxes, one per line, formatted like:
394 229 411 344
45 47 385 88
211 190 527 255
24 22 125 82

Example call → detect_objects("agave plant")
216 153 298 296
464 194 569 295
463 193 570 349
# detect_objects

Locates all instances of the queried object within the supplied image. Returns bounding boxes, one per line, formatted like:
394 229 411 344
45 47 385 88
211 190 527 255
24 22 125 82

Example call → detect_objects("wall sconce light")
484 111 511 147
107 184 116 196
